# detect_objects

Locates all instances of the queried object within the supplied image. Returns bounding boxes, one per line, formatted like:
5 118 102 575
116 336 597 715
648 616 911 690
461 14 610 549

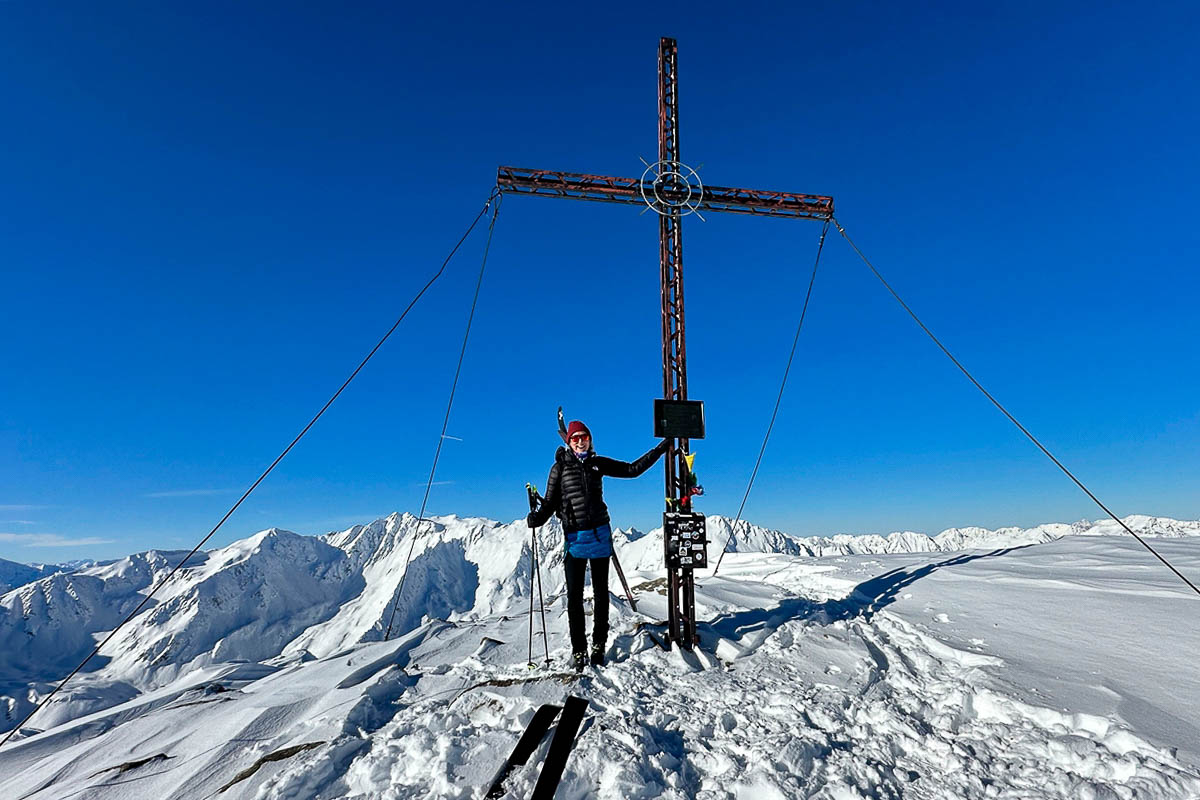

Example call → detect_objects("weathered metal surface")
496 166 834 220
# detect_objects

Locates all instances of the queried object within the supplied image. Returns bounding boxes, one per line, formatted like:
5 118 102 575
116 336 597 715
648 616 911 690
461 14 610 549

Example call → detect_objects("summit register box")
654 399 705 440
664 512 708 569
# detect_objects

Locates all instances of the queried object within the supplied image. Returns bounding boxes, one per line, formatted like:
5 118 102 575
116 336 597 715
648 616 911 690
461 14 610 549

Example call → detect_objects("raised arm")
596 439 670 479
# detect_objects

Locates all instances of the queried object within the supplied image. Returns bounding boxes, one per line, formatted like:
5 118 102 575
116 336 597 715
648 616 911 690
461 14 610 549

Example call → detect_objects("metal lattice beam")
495 166 834 220
658 37 694 650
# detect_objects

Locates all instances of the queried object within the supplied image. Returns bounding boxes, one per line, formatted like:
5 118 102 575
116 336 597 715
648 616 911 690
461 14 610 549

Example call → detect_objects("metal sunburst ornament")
640 159 706 219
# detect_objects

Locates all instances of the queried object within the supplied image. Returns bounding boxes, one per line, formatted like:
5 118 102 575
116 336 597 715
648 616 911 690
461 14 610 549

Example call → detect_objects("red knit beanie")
566 420 591 439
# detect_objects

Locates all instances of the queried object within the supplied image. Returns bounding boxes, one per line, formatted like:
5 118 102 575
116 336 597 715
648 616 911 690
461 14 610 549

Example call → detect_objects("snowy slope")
0 558 96 595
0 549 205 730
1 513 1199 798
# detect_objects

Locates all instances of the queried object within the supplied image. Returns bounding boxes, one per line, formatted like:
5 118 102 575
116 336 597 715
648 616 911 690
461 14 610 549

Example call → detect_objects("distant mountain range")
2 512 1197 735
0 561 62 596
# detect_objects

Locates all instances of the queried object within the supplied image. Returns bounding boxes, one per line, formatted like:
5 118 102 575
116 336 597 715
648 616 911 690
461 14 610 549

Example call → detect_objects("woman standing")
527 420 669 671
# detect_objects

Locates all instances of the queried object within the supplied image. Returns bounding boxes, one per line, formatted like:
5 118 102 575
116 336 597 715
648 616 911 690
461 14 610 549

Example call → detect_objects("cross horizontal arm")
497 166 833 220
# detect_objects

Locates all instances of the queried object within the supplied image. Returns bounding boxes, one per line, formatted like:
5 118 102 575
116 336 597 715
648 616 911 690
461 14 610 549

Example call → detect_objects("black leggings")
564 553 610 655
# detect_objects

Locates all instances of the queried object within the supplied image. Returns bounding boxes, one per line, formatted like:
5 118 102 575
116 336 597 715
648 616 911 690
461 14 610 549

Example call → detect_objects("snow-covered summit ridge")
1 511 1195 738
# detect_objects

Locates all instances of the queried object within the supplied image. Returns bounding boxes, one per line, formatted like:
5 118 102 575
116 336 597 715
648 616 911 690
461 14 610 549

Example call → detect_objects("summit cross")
497 37 834 649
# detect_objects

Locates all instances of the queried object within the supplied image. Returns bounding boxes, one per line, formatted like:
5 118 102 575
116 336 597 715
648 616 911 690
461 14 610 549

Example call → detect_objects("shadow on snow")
701 547 1028 651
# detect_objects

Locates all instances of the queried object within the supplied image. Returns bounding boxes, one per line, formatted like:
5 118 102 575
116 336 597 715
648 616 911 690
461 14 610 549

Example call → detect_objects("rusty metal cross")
498 37 834 649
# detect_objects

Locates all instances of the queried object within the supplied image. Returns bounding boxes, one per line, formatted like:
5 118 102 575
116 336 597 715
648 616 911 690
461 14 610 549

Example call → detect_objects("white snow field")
1 513 1199 798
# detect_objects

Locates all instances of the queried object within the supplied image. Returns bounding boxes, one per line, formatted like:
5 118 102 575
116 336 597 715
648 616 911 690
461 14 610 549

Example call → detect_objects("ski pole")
526 485 537 667
526 483 551 668
610 550 638 612
534 528 550 667
527 524 536 668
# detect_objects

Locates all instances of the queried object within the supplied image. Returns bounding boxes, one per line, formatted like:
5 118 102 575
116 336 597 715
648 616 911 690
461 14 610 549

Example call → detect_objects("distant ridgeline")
1 511 1197 736
0 559 65 595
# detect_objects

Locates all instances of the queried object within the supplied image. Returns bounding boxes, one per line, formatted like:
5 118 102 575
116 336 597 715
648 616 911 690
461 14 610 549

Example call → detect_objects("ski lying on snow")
530 694 588 800
485 703 562 798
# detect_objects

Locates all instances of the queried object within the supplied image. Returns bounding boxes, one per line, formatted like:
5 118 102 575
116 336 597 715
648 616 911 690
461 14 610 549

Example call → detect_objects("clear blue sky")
3 1 1199 564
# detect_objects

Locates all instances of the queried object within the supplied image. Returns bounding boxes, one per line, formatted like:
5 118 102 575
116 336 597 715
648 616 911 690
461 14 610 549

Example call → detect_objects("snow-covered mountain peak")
1084 514 1200 538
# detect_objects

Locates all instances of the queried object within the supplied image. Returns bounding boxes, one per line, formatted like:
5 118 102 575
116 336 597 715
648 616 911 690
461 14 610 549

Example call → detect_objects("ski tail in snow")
486 702 563 798
530 694 589 800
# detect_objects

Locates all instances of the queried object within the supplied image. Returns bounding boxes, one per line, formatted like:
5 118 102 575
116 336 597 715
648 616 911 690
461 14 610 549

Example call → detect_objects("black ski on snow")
530 694 589 800
485 703 562 798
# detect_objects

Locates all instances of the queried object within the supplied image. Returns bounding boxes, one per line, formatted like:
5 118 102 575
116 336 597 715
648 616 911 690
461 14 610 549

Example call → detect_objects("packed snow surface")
1 513 1199 798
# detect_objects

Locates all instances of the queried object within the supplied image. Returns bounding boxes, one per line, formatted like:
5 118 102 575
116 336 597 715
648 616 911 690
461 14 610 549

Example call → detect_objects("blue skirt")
565 524 613 559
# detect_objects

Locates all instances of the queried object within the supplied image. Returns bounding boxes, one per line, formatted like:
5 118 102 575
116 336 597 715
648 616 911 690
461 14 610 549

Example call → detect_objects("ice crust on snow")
1 512 1199 798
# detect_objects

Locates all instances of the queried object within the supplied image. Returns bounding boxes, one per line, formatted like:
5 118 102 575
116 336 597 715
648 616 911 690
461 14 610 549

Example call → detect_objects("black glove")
526 512 538 528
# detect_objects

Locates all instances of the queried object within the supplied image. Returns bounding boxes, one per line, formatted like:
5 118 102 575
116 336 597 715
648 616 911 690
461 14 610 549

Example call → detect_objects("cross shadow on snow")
703 547 1028 652
837 546 1030 621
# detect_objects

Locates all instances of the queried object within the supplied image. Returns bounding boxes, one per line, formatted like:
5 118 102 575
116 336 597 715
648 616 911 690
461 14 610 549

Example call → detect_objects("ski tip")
556 408 569 443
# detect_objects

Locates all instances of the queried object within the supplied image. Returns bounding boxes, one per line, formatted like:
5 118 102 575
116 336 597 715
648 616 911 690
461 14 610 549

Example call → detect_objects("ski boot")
590 644 606 666
571 652 587 673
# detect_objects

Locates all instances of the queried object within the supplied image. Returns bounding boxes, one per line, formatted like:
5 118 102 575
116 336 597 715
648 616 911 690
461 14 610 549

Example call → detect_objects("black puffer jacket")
530 440 669 532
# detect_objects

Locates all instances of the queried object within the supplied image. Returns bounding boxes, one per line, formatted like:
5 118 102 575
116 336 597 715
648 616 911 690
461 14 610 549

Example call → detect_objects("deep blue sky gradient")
3 1 1199 563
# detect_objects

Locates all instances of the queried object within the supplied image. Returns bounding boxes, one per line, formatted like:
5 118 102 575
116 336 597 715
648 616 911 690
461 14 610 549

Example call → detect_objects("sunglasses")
569 433 591 442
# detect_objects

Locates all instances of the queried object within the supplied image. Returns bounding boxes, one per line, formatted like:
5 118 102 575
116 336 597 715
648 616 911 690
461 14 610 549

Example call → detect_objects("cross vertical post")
655 37 697 648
